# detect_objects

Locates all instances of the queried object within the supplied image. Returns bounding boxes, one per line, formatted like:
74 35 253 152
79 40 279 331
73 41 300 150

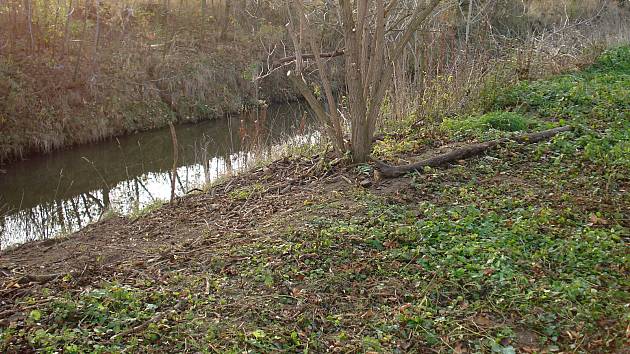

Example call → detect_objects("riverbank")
0 2 318 164
0 102 315 249
0 45 299 165
0 47 628 352
3 0 627 166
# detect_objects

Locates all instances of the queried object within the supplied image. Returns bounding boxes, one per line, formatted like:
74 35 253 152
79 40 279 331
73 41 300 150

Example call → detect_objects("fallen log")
373 126 572 178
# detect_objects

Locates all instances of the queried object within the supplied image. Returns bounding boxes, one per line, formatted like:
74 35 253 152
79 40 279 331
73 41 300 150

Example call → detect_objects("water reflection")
0 102 317 249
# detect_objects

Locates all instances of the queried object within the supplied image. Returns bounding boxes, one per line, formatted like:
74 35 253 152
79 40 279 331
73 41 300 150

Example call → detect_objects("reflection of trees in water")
1 142 315 248
0 214 5 249
1 151 238 248
2 193 102 247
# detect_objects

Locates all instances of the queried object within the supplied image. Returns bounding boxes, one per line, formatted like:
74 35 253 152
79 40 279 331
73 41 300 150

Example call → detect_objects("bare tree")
61 0 74 58
286 1 345 153
25 0 35 53
73 0 89 81
465 0 473 44
220 1 232 40
287 0 442 162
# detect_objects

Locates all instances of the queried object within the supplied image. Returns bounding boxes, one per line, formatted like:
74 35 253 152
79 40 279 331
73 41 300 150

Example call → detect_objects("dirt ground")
0 154 370 319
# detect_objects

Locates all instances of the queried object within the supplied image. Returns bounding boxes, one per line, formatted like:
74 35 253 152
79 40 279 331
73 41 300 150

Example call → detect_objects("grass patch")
129 198 167 219
491 45 630 169
228 183 266 201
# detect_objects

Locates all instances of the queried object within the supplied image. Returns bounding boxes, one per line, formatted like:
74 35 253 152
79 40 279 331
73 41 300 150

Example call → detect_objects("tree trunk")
25 0 35 53
92 0 101 70
169 122 179 202
465 0 473 44
61 0 73 58
351 122 371 162
72 0 89 81
220 1 231 40
286 3 303 74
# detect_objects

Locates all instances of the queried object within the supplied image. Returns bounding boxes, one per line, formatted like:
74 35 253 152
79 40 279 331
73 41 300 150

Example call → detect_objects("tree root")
373 126 572 178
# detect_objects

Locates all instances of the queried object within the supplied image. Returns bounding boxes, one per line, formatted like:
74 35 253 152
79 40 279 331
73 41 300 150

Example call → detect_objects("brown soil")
0 135 468 296
0 154 395 318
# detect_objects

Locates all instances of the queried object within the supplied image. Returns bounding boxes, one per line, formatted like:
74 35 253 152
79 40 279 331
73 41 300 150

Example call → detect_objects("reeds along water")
0 0 297 163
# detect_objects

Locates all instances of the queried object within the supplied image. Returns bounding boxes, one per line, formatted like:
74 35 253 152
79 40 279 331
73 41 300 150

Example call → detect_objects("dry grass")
0 0 293 163
381 0 630 129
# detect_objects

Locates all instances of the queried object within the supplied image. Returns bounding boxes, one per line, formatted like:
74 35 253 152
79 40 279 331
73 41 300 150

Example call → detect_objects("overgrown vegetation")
0 0 299 162
1 45 628 353
2 0 628 163
492 45 630 170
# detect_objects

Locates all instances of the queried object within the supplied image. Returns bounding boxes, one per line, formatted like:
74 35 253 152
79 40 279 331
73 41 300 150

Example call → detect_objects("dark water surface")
0 102 316 249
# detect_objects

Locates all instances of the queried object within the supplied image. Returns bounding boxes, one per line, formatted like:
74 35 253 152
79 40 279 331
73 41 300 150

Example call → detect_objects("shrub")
442 111 534 136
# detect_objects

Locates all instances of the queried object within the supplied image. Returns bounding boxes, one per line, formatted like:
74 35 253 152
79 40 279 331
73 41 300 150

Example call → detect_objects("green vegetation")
441 111 537 139
229 183 266 201
16 284 173 352
493 45 630 170
1 46 627 353
129 199 167 219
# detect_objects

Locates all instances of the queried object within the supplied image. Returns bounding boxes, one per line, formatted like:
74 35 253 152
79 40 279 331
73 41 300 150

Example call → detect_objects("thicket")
0 0 628 163
0 0 295 162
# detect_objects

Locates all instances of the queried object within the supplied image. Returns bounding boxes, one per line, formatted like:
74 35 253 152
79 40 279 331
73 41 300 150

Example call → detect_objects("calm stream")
0 102 316 249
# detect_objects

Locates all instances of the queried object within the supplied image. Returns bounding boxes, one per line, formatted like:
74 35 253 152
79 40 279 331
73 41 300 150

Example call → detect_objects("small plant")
99 208 121 221
130 198 167 219
229 183 265 201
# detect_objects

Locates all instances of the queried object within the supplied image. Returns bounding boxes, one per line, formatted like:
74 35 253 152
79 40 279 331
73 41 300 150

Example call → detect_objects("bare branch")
292 0 346 151
367 0 442 136
287 71 342 151
275 49 345 65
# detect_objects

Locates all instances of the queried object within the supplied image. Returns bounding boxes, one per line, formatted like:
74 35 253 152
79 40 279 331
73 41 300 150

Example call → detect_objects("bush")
442 111 534 136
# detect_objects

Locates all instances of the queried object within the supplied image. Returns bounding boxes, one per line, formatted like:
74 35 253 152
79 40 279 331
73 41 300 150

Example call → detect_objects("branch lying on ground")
15 271 81 285
107 299 188 343
373 126 572 178
275 49 345 65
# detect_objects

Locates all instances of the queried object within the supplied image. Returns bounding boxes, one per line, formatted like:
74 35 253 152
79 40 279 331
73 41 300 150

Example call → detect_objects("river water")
0 102 317 249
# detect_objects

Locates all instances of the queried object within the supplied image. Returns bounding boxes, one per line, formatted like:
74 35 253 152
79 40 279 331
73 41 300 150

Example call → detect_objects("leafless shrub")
385 0 630 126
